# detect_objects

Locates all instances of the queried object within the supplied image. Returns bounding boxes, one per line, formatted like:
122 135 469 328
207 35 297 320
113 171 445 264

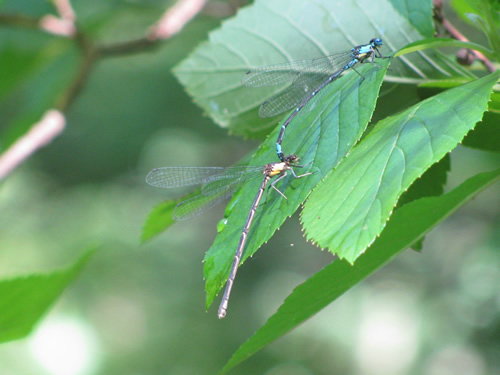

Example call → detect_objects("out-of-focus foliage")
0 250 95 344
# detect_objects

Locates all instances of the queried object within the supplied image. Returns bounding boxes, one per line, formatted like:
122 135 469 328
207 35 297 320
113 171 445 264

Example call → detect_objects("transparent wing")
147 165 265 220
201 166 263 195
243 51 355 118
172 188 236 221
146 167 227 188
258 71 334 117
242 51 353 88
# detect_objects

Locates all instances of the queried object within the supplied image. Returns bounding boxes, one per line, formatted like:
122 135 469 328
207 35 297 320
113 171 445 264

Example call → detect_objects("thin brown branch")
0 2 76 36
0 13 41 29
433 0 496 73
99 0 206 56
98 37 159 57
0 110 66 180
442 18 496 73
203 0 248 18
56 32 98 111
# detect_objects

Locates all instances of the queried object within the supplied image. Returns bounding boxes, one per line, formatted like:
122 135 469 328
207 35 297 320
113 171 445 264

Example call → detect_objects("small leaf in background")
489 92 500 113
141 200 179 243
221 168 500 373
398 154 451 251
397 153 451 207
462 112 500 153
143 176 215 242
0 248 96 344
301 71 500 263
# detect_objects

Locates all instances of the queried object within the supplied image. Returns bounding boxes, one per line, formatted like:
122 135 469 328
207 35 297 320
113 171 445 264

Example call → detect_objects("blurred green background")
0 1 499 374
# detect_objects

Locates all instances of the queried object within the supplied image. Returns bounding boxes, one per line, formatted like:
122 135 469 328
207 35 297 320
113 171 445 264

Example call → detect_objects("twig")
203 0 247 17
442 19 496 72
56 32 98 111
0 110 66 181
0 13 40 29
39 14 75 36
98 37 159 57
433 0 496 73
0 12 75 36
40 0 76 36
53 0 76 21
99 0 207 55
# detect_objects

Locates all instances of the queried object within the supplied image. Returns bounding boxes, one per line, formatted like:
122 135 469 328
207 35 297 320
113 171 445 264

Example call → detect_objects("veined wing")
172 187 235 221
146 167 228 188
258 70 335 117
147 165 265 220
201 166 263 195
242 50 353 88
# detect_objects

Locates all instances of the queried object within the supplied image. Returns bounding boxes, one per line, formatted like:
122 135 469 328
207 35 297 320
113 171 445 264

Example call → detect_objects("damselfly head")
370 38 383 47
284 154 300 165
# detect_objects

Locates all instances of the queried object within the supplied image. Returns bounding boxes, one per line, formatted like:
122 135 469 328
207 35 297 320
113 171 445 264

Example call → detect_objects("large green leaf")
301 71 500 263
174 0 471 137
0 249 95 344
203 58 390 309
221 167 500 373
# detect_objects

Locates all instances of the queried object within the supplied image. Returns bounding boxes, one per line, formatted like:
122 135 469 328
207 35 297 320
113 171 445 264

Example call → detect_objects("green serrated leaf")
301 71 500 263
221 168 500 374
174 0 471 137
0 248 96 344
